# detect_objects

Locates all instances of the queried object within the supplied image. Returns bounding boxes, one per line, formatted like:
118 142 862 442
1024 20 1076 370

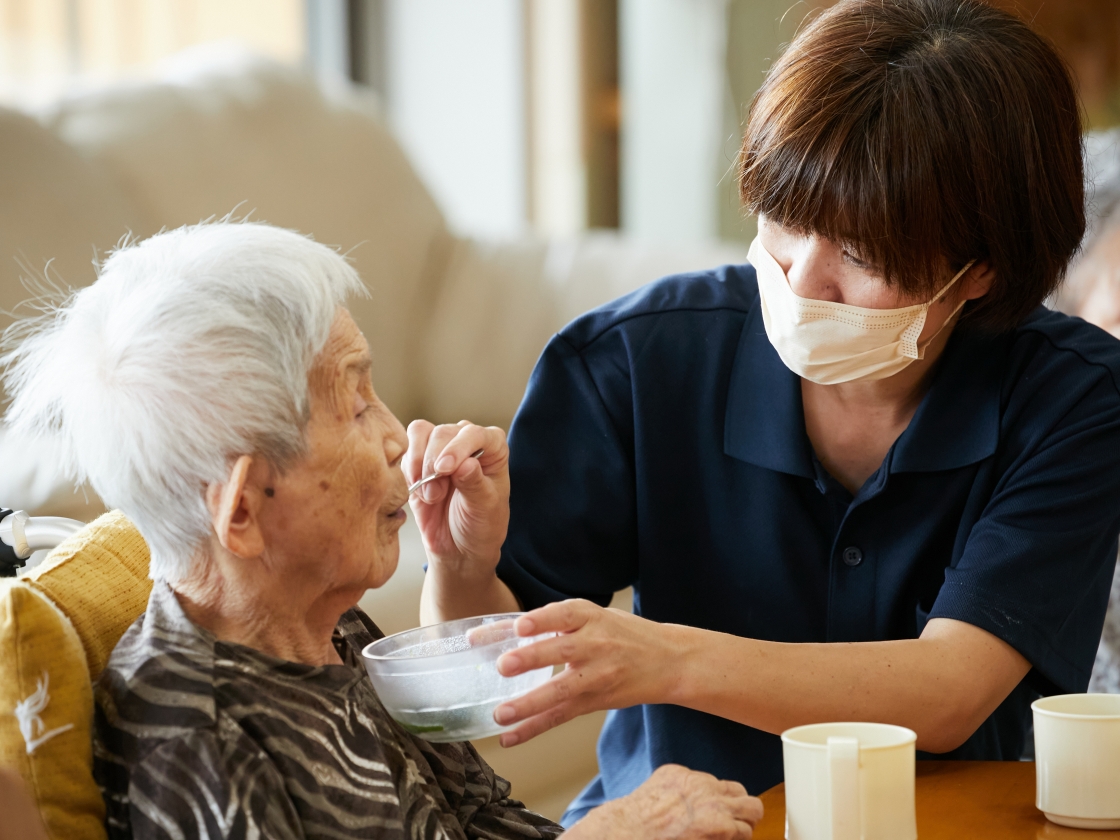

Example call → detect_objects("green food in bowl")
397 721 445 735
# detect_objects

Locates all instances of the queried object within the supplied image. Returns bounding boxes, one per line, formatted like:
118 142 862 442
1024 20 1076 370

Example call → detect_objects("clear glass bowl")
361 613 554 742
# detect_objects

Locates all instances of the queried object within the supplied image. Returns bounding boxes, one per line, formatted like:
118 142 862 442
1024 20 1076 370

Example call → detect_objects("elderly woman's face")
254 308 409 596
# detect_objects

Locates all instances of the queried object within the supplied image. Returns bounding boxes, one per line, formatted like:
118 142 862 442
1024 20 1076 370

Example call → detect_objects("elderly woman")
1 223 762 839
409 0 1120 826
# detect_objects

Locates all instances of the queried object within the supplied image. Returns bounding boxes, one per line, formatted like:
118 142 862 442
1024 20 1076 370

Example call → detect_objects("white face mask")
748 236 975 385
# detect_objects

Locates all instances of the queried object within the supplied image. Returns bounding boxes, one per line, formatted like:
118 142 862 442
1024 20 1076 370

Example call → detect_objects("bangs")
739 22 979 297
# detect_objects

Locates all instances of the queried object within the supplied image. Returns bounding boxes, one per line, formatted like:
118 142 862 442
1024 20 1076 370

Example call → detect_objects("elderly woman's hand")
406 420 511 574
567 765 764 840
492 599 681 746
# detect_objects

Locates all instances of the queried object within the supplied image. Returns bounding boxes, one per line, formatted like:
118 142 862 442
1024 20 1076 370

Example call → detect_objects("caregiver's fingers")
425 423 508 482
498 700 581 747
404 419 434 485
420 423 466 479
497 630 595 677
513 598 598 639
494 664 596 726
405 419 465 487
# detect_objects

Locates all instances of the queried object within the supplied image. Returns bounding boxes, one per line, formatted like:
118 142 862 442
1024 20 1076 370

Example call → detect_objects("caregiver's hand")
407 420 521 623
566 764 763 840
406 420 510 567
493 599 677 746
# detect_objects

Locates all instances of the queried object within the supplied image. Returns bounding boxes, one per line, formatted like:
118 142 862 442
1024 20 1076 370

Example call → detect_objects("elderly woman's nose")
383 408 408 467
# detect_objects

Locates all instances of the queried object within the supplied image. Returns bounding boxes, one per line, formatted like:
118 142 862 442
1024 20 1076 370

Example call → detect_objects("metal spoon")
408 449 485 496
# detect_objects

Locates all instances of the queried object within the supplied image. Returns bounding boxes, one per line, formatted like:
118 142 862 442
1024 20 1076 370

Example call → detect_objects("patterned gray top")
93 584 564 839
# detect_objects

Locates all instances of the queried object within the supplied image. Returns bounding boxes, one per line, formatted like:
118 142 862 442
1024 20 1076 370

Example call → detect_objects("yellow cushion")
0 582 106 840
0 509 151 840
25 510 152 681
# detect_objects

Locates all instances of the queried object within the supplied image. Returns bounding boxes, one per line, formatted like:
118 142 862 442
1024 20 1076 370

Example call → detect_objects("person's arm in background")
0 767 49 840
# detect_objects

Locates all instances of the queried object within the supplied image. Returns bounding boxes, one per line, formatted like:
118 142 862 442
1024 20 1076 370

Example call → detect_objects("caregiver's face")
757 215 966 346
257 308 409 595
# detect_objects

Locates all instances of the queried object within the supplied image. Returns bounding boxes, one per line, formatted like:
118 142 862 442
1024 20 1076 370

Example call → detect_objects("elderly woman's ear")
205 454 269 559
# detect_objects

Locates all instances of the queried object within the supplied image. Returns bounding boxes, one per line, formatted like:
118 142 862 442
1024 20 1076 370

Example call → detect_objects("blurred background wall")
0 0 1117 249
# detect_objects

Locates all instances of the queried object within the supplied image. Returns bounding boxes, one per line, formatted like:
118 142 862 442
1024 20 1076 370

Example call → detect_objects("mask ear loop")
911 259 978 359
929 259 977 306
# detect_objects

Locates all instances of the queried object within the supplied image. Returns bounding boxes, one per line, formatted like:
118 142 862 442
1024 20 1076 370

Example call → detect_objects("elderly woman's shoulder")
96 586 219 736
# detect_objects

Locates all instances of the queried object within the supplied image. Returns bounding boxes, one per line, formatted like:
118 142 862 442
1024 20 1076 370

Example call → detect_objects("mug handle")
827 736 860 840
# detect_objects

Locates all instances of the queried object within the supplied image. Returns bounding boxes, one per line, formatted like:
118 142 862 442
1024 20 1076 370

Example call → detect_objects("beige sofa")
0 48 742 820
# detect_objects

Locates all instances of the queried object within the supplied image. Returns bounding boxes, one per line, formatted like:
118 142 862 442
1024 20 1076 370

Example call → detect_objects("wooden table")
753 761 1120 839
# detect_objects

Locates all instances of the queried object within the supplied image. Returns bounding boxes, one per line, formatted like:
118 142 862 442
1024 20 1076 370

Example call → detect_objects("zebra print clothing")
93 583 564 840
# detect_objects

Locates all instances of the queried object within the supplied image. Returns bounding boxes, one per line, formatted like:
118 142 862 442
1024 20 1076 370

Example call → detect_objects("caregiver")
407 0 1120 827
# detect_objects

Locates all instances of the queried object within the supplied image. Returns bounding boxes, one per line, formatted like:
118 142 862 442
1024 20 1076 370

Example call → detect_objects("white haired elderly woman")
2 223 762 840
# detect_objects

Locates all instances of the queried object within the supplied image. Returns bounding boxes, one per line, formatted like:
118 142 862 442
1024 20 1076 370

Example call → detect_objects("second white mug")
781 721 917 840
1033 693 1120 829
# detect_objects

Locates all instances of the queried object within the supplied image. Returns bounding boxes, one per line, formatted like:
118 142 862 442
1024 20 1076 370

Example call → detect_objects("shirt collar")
148 582 368 693
724 301 816 478
724 293 1004 477
890 323 1005 472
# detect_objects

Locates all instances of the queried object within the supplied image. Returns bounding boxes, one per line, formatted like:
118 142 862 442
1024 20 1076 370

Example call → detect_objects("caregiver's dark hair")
739 0 1085 331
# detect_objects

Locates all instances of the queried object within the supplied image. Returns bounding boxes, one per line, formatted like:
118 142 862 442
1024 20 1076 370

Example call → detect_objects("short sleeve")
497 331 639 609
124 731 303 840
929 374 1120 694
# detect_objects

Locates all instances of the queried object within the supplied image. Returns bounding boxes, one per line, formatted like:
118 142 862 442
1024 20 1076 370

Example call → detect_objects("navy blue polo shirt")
495 263 1120 821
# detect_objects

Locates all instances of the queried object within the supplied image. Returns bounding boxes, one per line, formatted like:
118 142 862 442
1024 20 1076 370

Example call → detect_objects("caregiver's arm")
406 420 521 625
492 603 1030 753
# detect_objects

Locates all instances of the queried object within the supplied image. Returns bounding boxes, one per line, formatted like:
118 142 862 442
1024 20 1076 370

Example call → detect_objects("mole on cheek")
320 480 331 491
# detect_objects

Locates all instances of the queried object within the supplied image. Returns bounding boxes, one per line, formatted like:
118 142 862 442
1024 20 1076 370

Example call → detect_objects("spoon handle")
408 449 485 496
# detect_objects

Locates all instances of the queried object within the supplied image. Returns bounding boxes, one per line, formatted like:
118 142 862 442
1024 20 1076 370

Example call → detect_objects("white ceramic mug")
1032 693 1120 829
781 722 917 840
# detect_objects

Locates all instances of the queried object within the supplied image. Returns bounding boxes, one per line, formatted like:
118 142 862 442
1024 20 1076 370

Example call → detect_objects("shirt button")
842 546 863 567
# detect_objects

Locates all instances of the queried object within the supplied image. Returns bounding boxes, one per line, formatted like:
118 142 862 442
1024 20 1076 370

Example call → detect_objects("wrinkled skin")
568 765 763 840
175 308 410 666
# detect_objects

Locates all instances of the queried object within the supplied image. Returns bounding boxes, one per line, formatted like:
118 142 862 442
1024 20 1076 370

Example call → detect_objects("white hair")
2 222 367 582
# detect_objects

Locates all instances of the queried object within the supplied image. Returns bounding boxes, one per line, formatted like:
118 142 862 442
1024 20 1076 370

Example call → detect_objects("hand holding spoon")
408 449 485 496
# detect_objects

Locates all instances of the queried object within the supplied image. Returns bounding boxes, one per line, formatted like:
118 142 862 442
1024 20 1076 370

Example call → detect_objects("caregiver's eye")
842 249 870 269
